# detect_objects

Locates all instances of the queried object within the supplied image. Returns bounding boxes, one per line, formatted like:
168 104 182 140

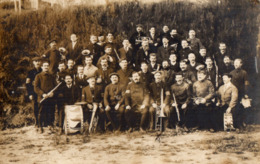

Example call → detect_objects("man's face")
107 33 113 41
222 75 231 84
87 78 96 86
67 60 74 69
199 49 207 57
142 41 149 51
65 76 73 85
122 40 130 47
58 63 66 72
77 66 84 74
162 38 169 45
136 26 142 33
170 29 177 36
188 53 196 62
98 36 105 42
120 60 128 70
180 62 187 71
101 59 108 68
175 75 184 84
71 34 77 42
189 30 196 39
141 63 148 73
154 73 162 82
68 60 74 69
162 26 169 33
169 54 177 62
132 73 140 83
197 72 206 81
105 47 112 54
234 59 242 69
205 58 213 67
33 60 41 68
50 42 57 49
181 41 188 48
162 61 169 69
85 57 92 65
110 75 119 84
219 43 226 51
223 57 231 65
42 62 49 72
149 27 155 34
90 35 98 44
150 56 156 63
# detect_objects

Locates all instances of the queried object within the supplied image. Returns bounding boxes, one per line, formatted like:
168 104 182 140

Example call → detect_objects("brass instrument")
155 88 166 132
172 92 180 122
89 103 98 133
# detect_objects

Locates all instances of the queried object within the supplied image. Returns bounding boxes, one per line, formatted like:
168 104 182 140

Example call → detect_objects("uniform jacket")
82 85 104 104
43 48 61 74
26 67 42 96
230 68 249 96
187 37 203 54
96 68 114 86
217 83 238 109
59 84 81 105
66 41 83 65
85 43 103 65
139 71 154 89
178 47 193 61
117 68 133 90
166 82 191 105
192 79 215 103
118 47 134 66
104 83 125 107
149 81 168 105
135 48 153 69
125 82 149 107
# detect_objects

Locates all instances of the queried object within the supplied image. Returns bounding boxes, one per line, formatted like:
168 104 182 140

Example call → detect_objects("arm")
34 75 44 98
204 81 215 101
229 86 238 109
104 86 110 107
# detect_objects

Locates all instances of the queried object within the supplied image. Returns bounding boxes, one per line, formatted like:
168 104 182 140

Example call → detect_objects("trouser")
38 100 55 128
32 96 39 125
171 104 187 127
57 99 64 128
105 105 125 130
83 104 105 131
149 105 173 129
125 105 149 129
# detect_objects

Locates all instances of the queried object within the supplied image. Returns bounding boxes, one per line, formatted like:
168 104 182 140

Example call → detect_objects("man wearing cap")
81 76 105 131
147 26 160 52
130 24 146 53
104 73 125 131
216 73 238 130
86 34 103 65
169 29 182 52
149 71 171 130
97 45 118 71
117 59 133 90
166 72 192 130
26 56 42 127
187 30 203 54
135 39 152 70
83 55 98 78
42 40 61 75
157 35 171 63
192 69 215 130
179 60 197 85
96 58 114 87
125 72 150 132
34 60 57 133
66 34 83 65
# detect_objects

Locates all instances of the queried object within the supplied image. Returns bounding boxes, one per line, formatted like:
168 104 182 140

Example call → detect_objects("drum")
64 105 84 135
223 113 234 131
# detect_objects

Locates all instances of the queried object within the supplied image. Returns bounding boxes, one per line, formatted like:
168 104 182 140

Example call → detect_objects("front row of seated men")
34 59 241 134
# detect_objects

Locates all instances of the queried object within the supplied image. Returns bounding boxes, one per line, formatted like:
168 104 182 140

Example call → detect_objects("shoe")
58 128 63 135
140 128 145 133
127 128 133 133
39 128 44 134
183 126 189 132
209 128 215 133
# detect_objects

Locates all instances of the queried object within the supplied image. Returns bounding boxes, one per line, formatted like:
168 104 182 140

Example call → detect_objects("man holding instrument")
34 60 57 133
166 72 191 131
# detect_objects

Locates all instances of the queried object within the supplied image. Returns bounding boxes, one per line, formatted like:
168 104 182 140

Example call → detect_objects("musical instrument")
89 103 99 133
155 88 166 132
40 82 62 103
172 92 180 122
223 112 234 131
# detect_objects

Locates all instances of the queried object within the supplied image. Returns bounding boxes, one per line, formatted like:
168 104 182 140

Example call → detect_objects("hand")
108 56 113 62
244 95 249 99
96 77 102 83
87 104 93 110
47 92 54 98
26 78 30 84
140 105 145 109
29 95 33 100
216 102 220 107
195 99 200 105
152 103 157 108
126 105 131 110
99 103 103 108
42 94 48 98
181 103 187 109
115 103 120 110
171 103 177 107
200 98 206 104
226 107 232 114
105 105 111 111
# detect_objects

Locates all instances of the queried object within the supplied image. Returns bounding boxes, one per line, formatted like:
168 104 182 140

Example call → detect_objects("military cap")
82 49 91 55
32 57 42 61
196 64 205 71
136 24 143 28
86 75 96 80
109 72 119 78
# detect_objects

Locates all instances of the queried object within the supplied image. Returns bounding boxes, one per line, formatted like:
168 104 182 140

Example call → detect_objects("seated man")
125 72 149 132
149 71 171 131
81 76 105 132
104 73 125 131
216 73 238 130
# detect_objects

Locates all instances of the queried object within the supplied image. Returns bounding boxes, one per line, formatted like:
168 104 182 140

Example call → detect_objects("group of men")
25 24 250 134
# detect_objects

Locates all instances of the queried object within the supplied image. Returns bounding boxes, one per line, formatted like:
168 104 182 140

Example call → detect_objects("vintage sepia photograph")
0 0 260 163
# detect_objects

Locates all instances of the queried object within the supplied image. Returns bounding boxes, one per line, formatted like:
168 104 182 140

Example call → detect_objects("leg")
149 106 156 130
33 97 39 126
117 105 125 131
140 107 149 130
124 108 135 130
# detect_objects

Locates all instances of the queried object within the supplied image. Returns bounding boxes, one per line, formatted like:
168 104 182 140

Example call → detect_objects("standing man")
118 39 134 68
83 55 98 78
34 60 57 133
66 34 83 65
157 35 171 63
86 34 103 65
187 30 203 54
26 57 42 127
104 73 125 131
125 72 150 132
179 60 197 85
130 24 146 55
117 59 133 90
178 40 194 61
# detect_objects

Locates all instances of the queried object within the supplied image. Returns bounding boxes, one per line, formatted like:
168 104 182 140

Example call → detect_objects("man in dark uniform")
86 34 103 65
187 53 200 75
125 72 150 132
157 35 171 64
221 55 234 75
139 62 154 89
166 72 192 130
66 34 83 65
169 53 181 72
161 60 175 87
96 58 114 87
97 45 118 71
205 57 218 88
187 30 203 55
117 59 133 91
178 40 194 61
57 74 81 134
213 42 230 70
118 38 134 68
169 29 182 52
129 24 146 55
74 65 88 101
179 60 197 85
192 69 215 130
34 60 57 133
26 57 42 127
104 73 125 131
135 39 153 70
147 26 160 52
43 40 61 75
149 71 171 130
81 76 105 131
148 53 161 73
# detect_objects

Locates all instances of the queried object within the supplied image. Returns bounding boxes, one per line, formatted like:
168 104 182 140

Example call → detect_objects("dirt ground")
0 125 259 164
